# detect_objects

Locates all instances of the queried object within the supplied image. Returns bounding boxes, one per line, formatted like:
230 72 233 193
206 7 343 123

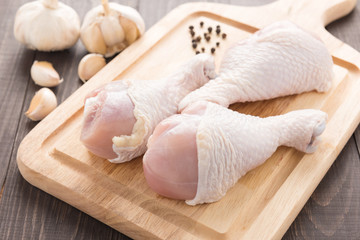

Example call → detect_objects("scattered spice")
188 22 228 55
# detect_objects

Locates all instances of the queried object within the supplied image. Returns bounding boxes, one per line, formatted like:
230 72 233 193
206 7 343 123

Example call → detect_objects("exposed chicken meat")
143 101 327 205
178 21 333 111
80 54 216 162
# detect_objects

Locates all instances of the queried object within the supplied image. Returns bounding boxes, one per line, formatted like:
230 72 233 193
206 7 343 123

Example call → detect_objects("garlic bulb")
80 0 145 57
14 0 80 51
30 60 63 87
25 88 58 121
78 53 106 83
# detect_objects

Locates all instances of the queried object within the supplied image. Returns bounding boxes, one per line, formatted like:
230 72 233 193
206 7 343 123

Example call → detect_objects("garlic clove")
109 3 145 36
81 22 107 55
78 53 106 83
25 87 58 121
119 16 138 45
30 60 63 87
100 16 125 47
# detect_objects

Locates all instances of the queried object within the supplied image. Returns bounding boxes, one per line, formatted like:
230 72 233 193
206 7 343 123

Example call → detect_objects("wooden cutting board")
17 0 360 239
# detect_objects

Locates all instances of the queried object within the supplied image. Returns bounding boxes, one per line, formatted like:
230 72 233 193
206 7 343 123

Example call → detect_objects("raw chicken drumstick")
143 101 327 205
80 54 216 162
178 21 334 111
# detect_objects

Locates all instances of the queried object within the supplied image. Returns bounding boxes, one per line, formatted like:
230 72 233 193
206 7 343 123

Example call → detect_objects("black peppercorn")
208 27 212 33
196 51 200 54
216 25 220 29
191 31 195 37
204 33 207 38
216 28 221 35
189 25 194 30
222 33 227 39
211 47 215 54
196 36 201 42
216 42 220 47
192 42 197 49
201 47 205 52
200 21 204 27
206 36 211 42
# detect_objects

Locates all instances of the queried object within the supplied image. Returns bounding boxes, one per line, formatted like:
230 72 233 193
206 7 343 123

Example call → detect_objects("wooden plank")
284 136 360 239
0 0 34 194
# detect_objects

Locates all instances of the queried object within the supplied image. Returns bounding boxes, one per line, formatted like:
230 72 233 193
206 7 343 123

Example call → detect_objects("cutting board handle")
320 0 357 25
271 0 357 27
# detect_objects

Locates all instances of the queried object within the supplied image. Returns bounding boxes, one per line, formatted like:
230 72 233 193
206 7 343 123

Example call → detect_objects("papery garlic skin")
80 2 145 57
14 0 80 51
25 88 58 121
78 53 106 83
30 60 63 87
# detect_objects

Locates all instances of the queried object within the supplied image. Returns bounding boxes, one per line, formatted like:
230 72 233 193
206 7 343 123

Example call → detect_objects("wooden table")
1 0 359 239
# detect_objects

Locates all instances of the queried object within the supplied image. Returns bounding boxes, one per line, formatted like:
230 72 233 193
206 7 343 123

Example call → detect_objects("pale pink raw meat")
178 21 334 111
143 101 327 205
81 54 216 162
81 81 136 159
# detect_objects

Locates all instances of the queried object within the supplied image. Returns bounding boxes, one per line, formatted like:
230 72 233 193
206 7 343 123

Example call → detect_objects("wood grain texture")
0 0 359 240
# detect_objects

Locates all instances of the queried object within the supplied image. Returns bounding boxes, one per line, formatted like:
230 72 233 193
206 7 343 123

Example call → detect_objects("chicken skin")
178 21 333 111
144 101 327 205
81 54 216 162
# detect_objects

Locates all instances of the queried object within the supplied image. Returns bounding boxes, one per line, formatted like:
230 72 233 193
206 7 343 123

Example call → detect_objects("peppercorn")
211 47 215 54
196 36 201 42
196 51 200 54
192 42 197 49
216 25 220 29
216 42 220 47
192 39 197 43
201 47 205 53
204 33 207 38
189 25 194 30
216 28 221 35
208 27 212 33
206 36 211 42
200 21 204 27
222 33 227 39
191 31 195 37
